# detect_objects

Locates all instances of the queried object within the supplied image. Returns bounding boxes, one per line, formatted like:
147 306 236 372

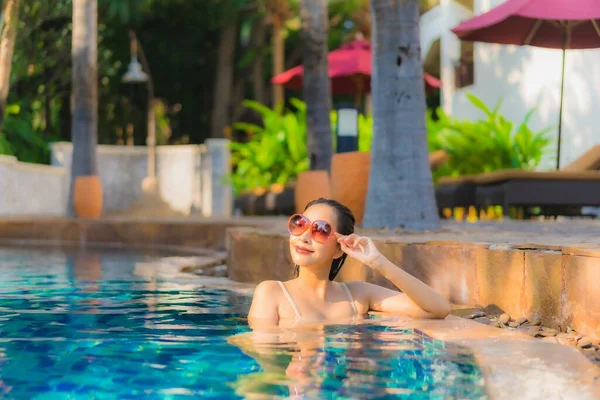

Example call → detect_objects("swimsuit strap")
340 283 359 316
277 281 302 318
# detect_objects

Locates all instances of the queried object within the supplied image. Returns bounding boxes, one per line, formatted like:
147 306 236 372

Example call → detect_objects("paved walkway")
3 214 600 250
225 216 600 249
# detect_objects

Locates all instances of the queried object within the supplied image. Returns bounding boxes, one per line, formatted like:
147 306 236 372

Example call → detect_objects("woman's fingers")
337 234 370 250
337 234 374 255
340 241 352 254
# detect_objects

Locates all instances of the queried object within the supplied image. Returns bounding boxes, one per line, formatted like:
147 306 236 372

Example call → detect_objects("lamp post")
122 30 158 193
335 106 359 153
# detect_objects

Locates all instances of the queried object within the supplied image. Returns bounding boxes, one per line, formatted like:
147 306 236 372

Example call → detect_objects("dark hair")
293 198 355 281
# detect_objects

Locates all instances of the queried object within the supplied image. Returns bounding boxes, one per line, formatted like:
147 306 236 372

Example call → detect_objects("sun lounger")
474 170 600 216
435 145 600 216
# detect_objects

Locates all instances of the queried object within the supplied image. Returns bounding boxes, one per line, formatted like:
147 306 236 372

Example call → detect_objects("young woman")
248 198 450 327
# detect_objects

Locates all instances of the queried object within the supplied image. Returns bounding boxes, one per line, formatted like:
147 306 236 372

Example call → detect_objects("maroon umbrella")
452 0 600 169
272 40 441 106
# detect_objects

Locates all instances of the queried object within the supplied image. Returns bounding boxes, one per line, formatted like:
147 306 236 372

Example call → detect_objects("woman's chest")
278 297 358 321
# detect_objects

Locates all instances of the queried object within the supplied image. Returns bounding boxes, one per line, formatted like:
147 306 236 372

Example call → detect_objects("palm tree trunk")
251 14 267 104
68 0 98 215
363 0 439 230
271 11 284 107
300 0 332 172
210 17 237 138
0 0 20 128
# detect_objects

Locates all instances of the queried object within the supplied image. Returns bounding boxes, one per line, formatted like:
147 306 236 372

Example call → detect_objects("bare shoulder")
248 280 281 322
252 280 282 298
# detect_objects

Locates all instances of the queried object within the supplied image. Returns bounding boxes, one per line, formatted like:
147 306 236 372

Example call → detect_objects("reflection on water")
0 247 487 399
230 323 487 399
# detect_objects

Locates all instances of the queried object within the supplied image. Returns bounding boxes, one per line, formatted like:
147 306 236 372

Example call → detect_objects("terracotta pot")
73 175 103 218
331 151 371 225
294 170 331 213
330 150 449 225
429 149 450 170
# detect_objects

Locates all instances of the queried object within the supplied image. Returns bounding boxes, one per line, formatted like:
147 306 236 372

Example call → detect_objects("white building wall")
424 0 600 169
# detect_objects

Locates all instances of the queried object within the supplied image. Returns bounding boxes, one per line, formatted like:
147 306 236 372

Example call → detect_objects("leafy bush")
230 93 552 193
231 99 375 194
0 103 59 164
230 99 310 194
428 93 552 181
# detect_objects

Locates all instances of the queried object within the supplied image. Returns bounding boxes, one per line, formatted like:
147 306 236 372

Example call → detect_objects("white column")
202 139 232 217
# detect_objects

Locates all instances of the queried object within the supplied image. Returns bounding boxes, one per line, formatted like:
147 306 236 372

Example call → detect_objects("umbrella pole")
556 47 566 170
353 75 364 112
354 92 362 110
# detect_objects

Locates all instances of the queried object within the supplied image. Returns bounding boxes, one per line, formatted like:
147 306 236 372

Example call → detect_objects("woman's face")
289 203 343 268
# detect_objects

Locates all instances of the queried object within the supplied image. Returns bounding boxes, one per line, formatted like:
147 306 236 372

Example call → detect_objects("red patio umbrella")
271 40 441 106
452 0 600 169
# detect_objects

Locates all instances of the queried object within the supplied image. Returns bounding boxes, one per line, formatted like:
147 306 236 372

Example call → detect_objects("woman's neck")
296 265 333 299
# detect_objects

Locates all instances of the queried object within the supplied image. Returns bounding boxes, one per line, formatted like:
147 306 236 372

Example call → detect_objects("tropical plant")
427 93 553 181
231 99 374 194
230 98 309 194
230 93 551 194
0 134 12 155
1 103 59 163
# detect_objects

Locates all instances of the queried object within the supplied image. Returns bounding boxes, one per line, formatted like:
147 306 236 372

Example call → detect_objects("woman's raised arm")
337 233 450 319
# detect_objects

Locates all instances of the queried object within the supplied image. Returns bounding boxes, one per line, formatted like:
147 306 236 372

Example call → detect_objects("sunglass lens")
312 221 331 243
288 214 308 235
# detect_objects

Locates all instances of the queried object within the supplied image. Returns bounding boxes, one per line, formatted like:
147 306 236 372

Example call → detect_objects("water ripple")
0 247 487 399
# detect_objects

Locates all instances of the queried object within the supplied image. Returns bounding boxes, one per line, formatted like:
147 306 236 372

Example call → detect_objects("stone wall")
0 155 66 216
0 217 277 252
0 142 233 217
51 142 205 215
226 227 600 340
50 141 232 216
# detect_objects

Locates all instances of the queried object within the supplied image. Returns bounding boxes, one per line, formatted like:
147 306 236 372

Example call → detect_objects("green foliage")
342 94 551 178
428 93 552 180
1 103 60 164
230 98 309 194
0 134 12 155
154 99 172 145
231 94 552 193
6 0 367 168
357 113 372 152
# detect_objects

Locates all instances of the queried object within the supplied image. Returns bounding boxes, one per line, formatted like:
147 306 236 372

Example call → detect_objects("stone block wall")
0 155 66 216
50 141 232 216
226 227 600 339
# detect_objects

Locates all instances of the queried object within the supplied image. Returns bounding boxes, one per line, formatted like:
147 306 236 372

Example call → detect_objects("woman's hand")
335 233 382 268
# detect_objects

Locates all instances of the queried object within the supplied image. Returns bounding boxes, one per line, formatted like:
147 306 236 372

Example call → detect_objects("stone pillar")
0 156 17 215
50 142 72 214
190 145 205 214
202 139 232 217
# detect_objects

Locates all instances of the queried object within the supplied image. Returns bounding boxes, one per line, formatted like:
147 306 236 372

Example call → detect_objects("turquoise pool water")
0 247 488 399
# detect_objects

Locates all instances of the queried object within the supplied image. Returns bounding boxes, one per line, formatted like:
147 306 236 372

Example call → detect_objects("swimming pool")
0 247 488 399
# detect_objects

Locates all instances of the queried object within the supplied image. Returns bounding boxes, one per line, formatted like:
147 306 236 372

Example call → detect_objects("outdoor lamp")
123 51 148 84
122 30 157 194
336 106 359 153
